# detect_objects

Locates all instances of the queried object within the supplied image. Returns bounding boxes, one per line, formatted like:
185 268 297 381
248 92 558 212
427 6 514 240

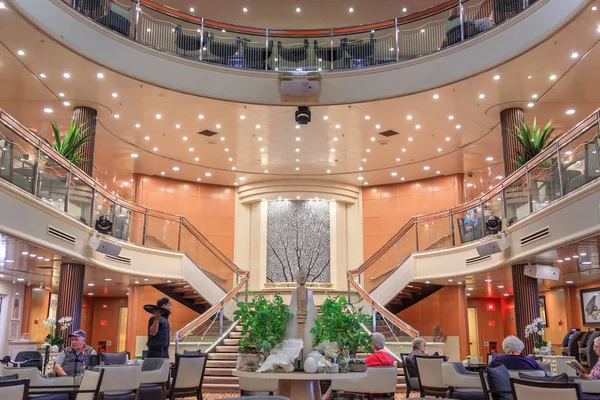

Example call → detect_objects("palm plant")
49 120 92 166
512 118 556 168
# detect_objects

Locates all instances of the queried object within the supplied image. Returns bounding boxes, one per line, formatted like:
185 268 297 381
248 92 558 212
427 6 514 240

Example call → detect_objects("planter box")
236 353 264 372
349 363 367 372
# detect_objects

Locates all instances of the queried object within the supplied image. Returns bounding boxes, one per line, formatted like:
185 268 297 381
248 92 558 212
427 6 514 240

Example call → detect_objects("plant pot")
236 353 264 372
349 363 367 372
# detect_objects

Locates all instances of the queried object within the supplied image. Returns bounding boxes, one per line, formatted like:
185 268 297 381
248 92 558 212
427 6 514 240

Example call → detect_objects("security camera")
467 171 473 177
295 106 311 125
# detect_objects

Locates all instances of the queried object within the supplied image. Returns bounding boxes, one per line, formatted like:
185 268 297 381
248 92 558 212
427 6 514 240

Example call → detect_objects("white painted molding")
236 180 361 204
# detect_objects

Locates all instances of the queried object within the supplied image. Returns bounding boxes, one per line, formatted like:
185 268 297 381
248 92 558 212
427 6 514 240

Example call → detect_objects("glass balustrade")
59 0 537 72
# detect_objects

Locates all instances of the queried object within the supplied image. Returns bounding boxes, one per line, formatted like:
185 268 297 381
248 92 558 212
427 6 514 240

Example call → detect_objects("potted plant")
348 358 367 372
40 316 73 352
233 294 292 371
47 120 92 166
311 295 373 358
525 317 548 353
512 118 556 168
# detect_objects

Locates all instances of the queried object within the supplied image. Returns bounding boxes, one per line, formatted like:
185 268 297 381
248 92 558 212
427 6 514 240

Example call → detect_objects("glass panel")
202 25 249 68
270 33 323 72
363 223 416 292
453 204 484 245
504 175 529 226
177 309 222 353
416 214 452 251
37 152 69 212
139 5 201 59
180 226 234 291
145 215 180 251
239 31 272 70
462 0 496 40
398 6 452 60
529 152 561 212
0 124 37 194
560 124 600 195
112 204 145 242
75 0 136 38
331 25 396 71
482 193 504 237
68 175 93 226
93 192 116 234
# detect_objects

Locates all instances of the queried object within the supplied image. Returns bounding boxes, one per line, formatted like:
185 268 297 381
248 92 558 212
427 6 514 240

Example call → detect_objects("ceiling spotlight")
593 6 598 10
131 153 138 158
43 108 53 114
333 137 338 141
349 7 354 12
135 123 141 128
391 172 397 176
571 52 579 59
493 75 500 80
296 7 301 12
63 72 71 78
365 115 371 120
486 156 494 161
433 94 439 99
527 102 535 108
531 94 538 99
205 172 212 177
264 170 268 173
172 166 179 171
216 124 221 129
323 115 329 120
239 177 245 181
220 137 225 141
295 167 300 171
39 73 46 78
402 7 407 12
415 125 421 129
364 182 368 185
566 280 574 284
424 166 430 170
363 158 367 162
566 109 576 115
243 7 248 12
448 115 455 120
446 137 451 141
175 124 181 129
58 92 65 97
240 115 246 120
335 124 341 129
112 92 118 98
375 124 381 129
549 74 557 80
160 171 165 175
183 136 188 141
326 170 331 173
255 124 261 129
357 176 364 181
189 7 194 12
455 124 461 129
97 72 104 79
437 148 442 152
581 253 587 256
408 137 413 142
479 94 485 99
113 114 120 119
155 114 162 119
295 148 300 152
21 252 28 255
436 171 441 174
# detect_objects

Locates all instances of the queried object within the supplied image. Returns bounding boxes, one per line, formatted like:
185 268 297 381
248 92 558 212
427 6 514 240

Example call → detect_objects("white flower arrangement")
42 317 56 330
315 340 340 359
524 317 545 338
57 316 73 331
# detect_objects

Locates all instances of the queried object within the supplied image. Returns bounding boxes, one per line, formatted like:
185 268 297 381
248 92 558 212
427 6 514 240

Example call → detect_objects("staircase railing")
349 109 600 294
0 109 246 294
175 272 249 353
51 0 539 73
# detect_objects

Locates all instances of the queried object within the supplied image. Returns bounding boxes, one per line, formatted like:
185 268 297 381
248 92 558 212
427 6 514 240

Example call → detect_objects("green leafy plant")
348 359 366 365
233 293 292 354
311 295 373 356
48 120 92 166
512 118 556 168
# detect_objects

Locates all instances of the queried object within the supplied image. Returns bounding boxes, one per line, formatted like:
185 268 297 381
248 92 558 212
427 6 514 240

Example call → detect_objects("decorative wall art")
11 297 21 321
580 287 600 327
266 200 331 283
539 295 547 327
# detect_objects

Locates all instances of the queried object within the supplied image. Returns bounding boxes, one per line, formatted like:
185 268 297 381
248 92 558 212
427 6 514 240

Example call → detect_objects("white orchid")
58 316 73 331
40 343 50 349
50 345 59 353
42 317 56 330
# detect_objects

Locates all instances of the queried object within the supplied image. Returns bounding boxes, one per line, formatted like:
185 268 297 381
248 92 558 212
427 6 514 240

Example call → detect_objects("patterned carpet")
198 393 423 399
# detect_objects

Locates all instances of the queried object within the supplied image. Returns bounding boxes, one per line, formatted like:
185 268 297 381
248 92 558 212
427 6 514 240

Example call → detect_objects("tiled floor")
198 393 423 399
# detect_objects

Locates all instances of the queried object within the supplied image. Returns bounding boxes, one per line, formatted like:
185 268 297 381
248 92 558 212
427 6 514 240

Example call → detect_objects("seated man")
54 330 97 376
578 337 600 379
488 335 542 371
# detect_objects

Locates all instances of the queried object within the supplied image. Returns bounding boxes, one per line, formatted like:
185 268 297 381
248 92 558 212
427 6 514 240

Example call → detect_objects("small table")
233 370 367 400
465 363 488 372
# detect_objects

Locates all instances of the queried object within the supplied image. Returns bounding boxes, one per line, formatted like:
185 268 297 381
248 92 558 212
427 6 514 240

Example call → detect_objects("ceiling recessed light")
365 115 371 120
448 115 454 120
175 124 181 129
295 167 300 171
581 253 587 256
415 124 421 129
58 92 65 98
566 109 576 115
255 124 261 129
205 172 212 177
134 123 141 128
357 176 364 181
335 124 341 129
446 137 451 141
113 114 120 119
216 124 221 129
364 182 368 185
433 94 439 99
493 75 500 80
406 115 413 121
436 171 441 174
239 177 245 181
531 94 538 99
549 74 557 80
111 92 119 98
39 73 46 78
131 153 138 158
396 157 400 162
527 102 535 108
408 137 413 142
160 171 165 175
358 167 363 171
593 5 598 10
323 115 329 120
437 148 442 152
63 72 70 79
366 148 371 153
295 148 300 152
183 136 189 141
258 137 263 141
143 136 150 140
296 7 301 12
243 7 248 12
349 7 354 12
557 259 564 263
401 148 406 152
231 166 236 170
21 252 28 255
571 52 579 59
424 166 430 170
155 114 162 119
189 7 194 12
333 137 338 142
240 115 246 120
172 166 180 171
264 170 268 173
455 124 461 129
363 158 367 162
375 124 381 129
391 172 397 176
486 156 494 161
479 94 485 99
43 108 53 114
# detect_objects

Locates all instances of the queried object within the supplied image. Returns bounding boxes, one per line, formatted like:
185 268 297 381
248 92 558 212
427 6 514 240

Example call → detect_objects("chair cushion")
452 388 487 400
0 374 18 381
100 351 128 365
32 395 70 400
487 364 513 400
409 376 420 390
518 372 568 382
103 393 136 400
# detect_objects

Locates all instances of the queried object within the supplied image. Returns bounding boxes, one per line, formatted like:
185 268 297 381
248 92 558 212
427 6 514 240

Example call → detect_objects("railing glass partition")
60 0 538 72
349 109 600 295
0 110 245 293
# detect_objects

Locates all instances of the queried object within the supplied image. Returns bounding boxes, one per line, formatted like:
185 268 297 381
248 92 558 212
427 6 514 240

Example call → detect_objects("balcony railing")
59 0 537 72
0 109 246 293
349 109 600 293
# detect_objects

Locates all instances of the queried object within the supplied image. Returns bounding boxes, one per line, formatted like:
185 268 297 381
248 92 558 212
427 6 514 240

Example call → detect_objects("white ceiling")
0 1 600 199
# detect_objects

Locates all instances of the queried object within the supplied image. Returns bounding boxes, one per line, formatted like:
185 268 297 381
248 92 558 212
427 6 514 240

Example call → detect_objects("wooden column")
21 285 33 335
125 285 142 357
72 107 97 176
56 263 85 341
512 264 540 355
500 108 525 177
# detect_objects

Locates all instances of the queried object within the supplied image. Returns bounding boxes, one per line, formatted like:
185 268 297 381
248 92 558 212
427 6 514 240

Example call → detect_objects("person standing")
147 297 172 358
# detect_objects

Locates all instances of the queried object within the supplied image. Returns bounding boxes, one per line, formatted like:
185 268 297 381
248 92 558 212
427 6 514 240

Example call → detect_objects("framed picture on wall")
539 295 548 327
9 321 19 340
48 293 58 319
11 297 21 321
580 287 600 327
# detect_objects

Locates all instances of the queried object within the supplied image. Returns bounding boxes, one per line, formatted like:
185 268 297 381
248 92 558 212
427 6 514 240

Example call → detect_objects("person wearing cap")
147 297 173 358
54 330 97 376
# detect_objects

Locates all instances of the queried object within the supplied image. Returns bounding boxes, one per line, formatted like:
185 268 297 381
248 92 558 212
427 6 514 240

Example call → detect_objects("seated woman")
488 336 542 370
578 337 600 379
407 337 427 360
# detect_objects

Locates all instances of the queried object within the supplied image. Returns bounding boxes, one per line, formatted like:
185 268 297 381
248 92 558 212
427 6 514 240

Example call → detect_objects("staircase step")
208 353 239 360
204 368 234 376
229 332 247 339
216 346 240 353
207 360 237 368
202 383 240 393
204 376 239 385
223 338 240 346
234 325 244 332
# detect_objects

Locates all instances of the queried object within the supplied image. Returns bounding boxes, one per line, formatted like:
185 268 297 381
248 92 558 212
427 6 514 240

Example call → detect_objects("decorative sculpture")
296 271 308 339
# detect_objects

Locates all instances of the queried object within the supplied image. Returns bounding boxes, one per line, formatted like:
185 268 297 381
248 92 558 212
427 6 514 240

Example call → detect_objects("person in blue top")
488 336 542 370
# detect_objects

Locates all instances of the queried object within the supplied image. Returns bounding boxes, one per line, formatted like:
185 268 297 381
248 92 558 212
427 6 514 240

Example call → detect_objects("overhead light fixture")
39 73 46 78
63 72 71 79
183 136 188 141
365 115 371 120
175 124 181 129
593 5 598 10
396 158 400 162
205 172 212 177
335 124 341 129
43 108 53 114
527 102 535 108
323 115 329 120
349 7 354 12
155 114 162 119
493 75 500 80
97 72 104 79
189 147 194 151
402 7 407 12
326 170 331 173
17 50 25 56
88 293 94 296
437 148 442 152
566 109 576 115
580 253 587 256
135 123 141 128
113 114 120 119
433 94 439 99
549 74 557 80
415 124 421 129
172 166 179 171
479 94 485 99
448 115 454 120
296 7 301 12
456 124 461 129
58 92 65 98
0 2 5 9
375 124 381 129
406 115 413 120
112 92 118 98
446 137 451 141
424 166 430 170
571 52 579 59
531 94 538 99
160 171 165 175
486 156 494 161
243 7 248 12
153 147 158 151
189 7 194 12
105 278 112 281
408 137 413 142
131 153 138 158
566 280 574 284
391 172 397 176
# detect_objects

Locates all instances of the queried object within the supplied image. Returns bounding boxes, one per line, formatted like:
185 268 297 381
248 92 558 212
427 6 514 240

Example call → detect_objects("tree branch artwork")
266 200 331 283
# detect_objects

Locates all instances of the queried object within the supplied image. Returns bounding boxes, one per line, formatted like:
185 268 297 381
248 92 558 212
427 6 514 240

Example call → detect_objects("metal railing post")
394 18 399 62
459 0 465 42
177 216 183 251
557 147 565 196
330 29 334 71
526 169 533 214
372 306 377 333
265 28 269 71
71 0 76 8
134 0 141 42
244 278 249 303
64 170 71 213
175 332 179 354
450 212 455 246
502 188 508 225
199 18 205 61
219 307 224 337
32 147 41 197
480 204 486 238
142 210 148 245
414 221 419 251
523 0 528 11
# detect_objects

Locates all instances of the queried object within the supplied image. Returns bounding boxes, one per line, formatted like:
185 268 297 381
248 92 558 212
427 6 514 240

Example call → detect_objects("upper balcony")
9 0 589 104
